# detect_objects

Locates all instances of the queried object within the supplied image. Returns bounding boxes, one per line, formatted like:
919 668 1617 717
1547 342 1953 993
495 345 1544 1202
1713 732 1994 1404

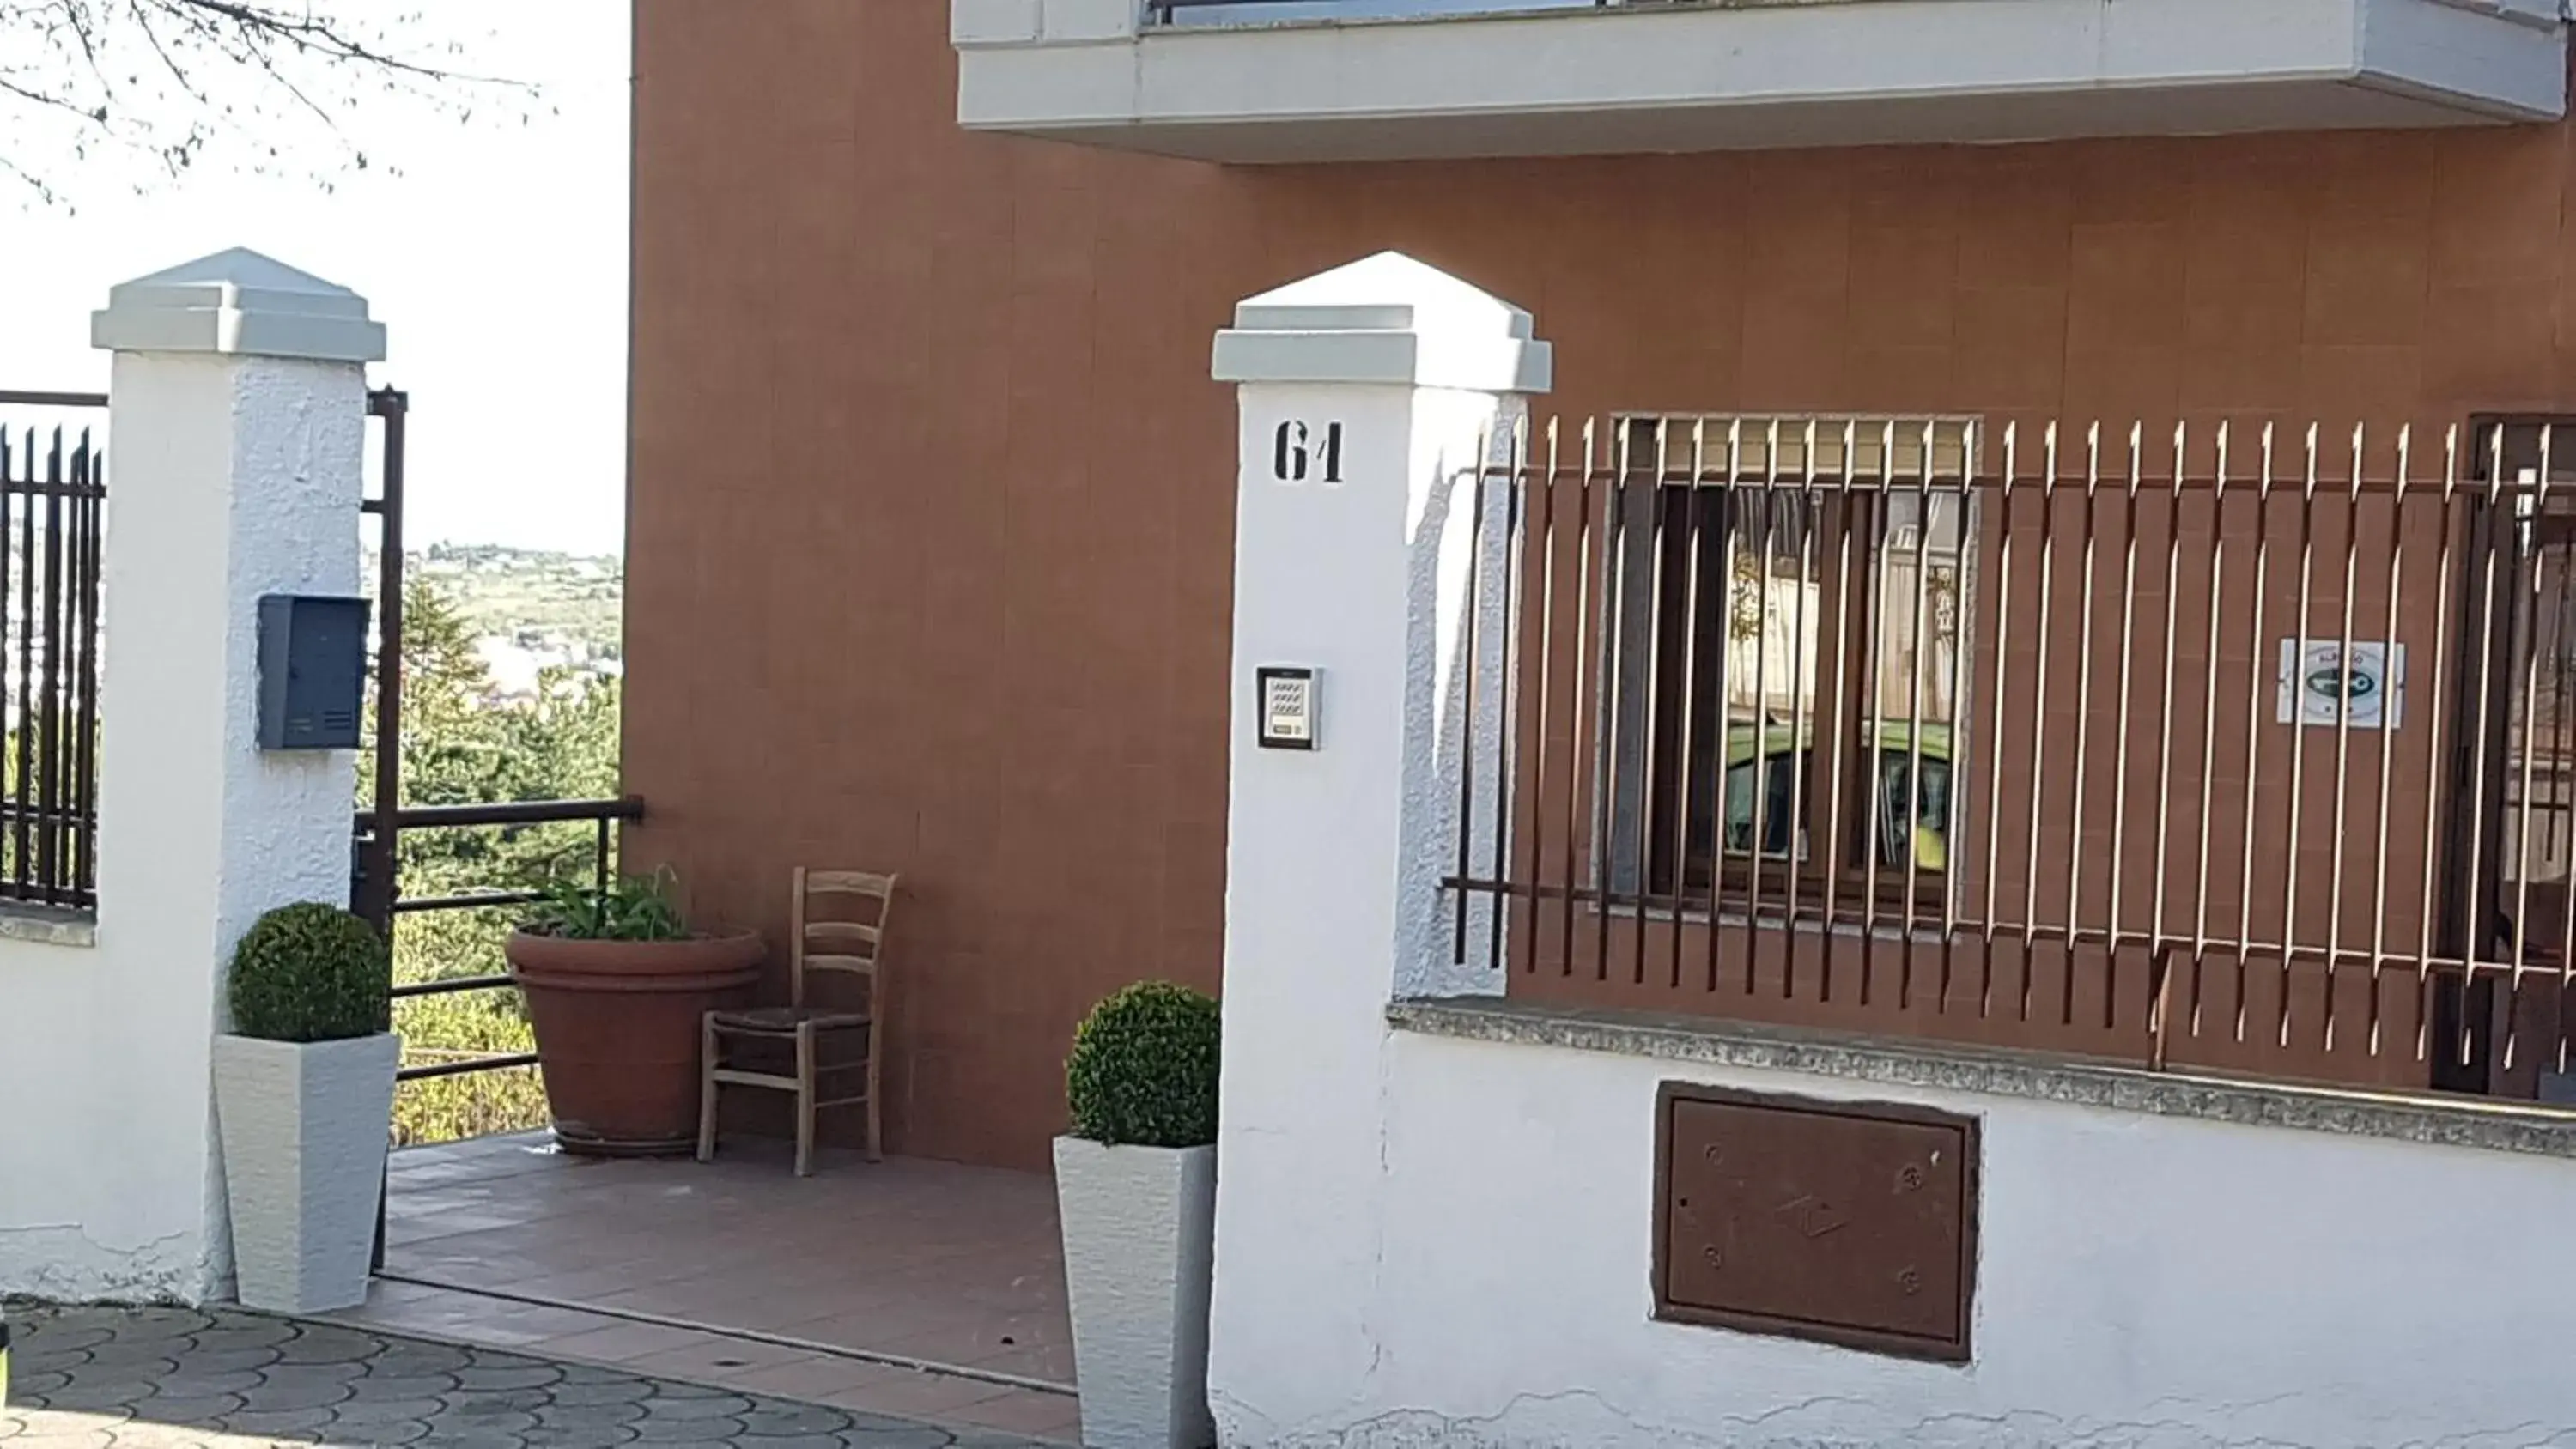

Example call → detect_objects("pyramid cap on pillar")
92 247 386 364
1213 252 1551 395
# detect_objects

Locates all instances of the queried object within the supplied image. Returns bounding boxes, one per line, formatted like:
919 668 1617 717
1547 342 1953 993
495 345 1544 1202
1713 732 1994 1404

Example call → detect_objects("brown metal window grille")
1443 414 2576 1101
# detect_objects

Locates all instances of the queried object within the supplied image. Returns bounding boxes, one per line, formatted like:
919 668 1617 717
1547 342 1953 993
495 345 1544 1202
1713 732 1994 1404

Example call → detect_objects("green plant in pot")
1054 981 1223 1449
502 866 762 1157
521 870 690 943
210 902 398 1315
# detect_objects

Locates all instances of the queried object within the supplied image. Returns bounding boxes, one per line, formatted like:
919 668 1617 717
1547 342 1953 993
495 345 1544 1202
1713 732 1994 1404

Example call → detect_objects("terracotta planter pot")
505 930 763 1157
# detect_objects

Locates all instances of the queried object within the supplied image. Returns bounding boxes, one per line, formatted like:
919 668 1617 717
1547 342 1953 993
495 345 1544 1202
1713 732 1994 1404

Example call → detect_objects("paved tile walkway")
0 1302 1054 1448
356 1133 1078 1440
376 1134 1071 1390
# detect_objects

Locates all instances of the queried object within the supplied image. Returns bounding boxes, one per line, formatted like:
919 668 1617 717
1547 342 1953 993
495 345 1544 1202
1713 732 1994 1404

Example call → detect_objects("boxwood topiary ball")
1066 980 1220 1149
228 902 392 1045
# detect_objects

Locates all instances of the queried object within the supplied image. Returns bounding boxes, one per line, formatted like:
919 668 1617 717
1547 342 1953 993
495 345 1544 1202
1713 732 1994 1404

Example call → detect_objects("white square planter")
1054 1136 1217 1449
211 1032 400 1314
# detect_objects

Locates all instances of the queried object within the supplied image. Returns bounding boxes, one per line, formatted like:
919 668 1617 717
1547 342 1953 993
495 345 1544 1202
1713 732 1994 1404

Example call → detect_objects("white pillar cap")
92 247 386 364
1212 251 1552 394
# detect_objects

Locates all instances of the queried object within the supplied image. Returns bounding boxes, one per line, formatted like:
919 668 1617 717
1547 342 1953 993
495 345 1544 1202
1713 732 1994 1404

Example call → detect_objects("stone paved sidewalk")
0 1303 1054 1448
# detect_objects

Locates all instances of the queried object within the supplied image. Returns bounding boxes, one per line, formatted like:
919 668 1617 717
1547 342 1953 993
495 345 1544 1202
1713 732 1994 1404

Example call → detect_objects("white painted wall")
1208 253 1546 1428
1209 1028 2576 1448
1206 255 2576 1449
0 252 375 1303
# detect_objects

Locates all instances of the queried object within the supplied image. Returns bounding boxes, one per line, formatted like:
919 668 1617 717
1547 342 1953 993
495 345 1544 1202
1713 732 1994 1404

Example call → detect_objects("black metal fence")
0 390 106 912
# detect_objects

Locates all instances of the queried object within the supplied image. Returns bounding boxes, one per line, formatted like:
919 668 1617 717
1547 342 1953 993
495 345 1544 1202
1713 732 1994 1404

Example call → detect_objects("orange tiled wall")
627 0 2576 1168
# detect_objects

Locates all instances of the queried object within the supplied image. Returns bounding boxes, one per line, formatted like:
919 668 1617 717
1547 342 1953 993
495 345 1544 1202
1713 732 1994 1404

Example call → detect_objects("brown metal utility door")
1656 1083 1976 1361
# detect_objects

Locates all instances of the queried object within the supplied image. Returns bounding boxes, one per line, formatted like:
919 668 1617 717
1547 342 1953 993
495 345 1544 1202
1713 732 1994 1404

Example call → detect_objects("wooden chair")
697 868 896 1176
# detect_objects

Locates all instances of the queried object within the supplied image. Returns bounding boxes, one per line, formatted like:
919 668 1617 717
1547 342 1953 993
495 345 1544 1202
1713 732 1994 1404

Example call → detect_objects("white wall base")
1057 1137 1218 1449
0 1222 218 1304
1208 1028 2576 1449
212 1033 398 1315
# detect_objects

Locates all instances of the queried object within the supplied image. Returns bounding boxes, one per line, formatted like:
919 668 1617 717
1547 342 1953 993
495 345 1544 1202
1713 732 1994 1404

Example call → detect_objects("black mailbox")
258 595 370 751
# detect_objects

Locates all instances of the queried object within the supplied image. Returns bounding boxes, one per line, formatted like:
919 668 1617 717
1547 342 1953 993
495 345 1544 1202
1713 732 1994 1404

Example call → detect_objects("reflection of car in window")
1720 749 1800 859
1700 724 1951 873
1875 746 1950 872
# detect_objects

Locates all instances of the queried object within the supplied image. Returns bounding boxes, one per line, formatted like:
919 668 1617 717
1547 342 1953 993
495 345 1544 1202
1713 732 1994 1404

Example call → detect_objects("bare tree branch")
0 1 539 209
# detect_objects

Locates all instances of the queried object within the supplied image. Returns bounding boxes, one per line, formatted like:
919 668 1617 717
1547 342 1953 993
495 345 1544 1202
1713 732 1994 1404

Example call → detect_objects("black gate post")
357 388 408 935
360 388 408 1276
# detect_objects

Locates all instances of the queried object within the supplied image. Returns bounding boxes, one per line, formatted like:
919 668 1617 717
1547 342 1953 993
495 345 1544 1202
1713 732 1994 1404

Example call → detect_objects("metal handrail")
394 889 548 915
354 796 645 832
399 1052 540 1082
392 972 516 999
368 795 645 1083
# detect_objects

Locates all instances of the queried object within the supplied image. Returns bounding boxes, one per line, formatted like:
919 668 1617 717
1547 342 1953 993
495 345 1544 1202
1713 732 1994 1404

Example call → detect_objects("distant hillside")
362 543 623 695
416 543 622 650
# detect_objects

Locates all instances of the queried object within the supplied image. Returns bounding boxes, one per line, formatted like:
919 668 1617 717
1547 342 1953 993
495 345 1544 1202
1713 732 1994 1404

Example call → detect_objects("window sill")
1386 995 2576 1162
0 902 97 949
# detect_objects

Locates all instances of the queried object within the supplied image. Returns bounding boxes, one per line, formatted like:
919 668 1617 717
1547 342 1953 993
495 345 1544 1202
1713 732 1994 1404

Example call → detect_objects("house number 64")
1273 421 1345 485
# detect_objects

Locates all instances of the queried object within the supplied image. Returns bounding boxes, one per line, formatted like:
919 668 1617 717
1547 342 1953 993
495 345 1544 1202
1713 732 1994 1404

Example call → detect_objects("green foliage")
364 574 623 914
366 577 621 827
392 980 544 1149
521 868 689 943
1066 982 1221 1149
228 903 391 1045
359 574 625 1145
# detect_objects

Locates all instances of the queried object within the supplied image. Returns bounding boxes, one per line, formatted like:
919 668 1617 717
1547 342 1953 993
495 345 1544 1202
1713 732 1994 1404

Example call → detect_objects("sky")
0 1 631 556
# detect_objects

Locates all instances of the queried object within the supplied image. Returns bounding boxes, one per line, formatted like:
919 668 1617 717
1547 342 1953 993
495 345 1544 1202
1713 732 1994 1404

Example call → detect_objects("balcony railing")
1147 0 1609 21
355 796 645 1085
956 0 2567 162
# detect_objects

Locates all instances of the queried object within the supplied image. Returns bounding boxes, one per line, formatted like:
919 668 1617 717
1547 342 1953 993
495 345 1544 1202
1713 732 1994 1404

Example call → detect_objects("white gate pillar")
1205 252 1549 1443
0 249 383 1303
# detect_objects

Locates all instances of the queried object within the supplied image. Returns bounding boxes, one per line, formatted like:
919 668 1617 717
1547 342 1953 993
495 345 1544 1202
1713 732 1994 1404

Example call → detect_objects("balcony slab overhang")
953 0 2569 162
